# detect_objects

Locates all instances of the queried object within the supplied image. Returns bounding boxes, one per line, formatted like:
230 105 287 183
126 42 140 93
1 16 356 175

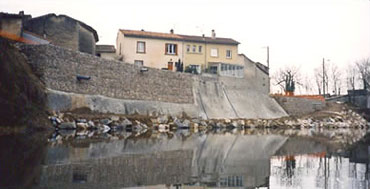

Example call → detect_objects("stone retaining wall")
20 44 194 104
273 96 325 116
19 44 287 119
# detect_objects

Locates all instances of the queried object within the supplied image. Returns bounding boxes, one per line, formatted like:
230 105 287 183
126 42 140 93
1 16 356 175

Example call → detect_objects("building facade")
116 29 243 76
0 12 49 44
24 14 98 54
96 45 117 60
239 54 270 93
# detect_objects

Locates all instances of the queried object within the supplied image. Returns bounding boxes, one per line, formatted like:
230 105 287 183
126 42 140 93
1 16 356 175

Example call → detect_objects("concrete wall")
19 44 287 119
347 90 370 109
273 96 325 116
239 55 270 94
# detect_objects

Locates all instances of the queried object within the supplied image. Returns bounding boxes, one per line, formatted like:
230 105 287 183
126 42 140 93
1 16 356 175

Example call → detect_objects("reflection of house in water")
40 134 287 188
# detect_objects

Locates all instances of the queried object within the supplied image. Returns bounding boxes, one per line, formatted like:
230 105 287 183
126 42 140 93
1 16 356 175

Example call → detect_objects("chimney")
19 11 24 16
141 29 145 31
202 34 205 38
170 29 174 34
211 29 216 39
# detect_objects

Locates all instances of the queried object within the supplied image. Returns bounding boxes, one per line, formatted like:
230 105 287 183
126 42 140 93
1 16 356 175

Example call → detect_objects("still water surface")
0 129 369 188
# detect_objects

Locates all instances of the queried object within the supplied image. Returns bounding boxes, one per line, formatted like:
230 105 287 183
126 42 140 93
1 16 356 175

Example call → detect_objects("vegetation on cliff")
0 38 49 130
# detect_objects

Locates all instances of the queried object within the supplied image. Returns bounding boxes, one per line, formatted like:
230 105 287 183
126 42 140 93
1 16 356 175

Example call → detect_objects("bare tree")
315 62 330 95
273 66 301 95
314 67 323 95
330 64 341 96
346 64 356 90
300 74 314 94
324 63 329 95
355 58 370 89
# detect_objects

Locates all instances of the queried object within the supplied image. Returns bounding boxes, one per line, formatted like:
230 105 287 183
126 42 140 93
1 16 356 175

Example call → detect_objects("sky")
1 0 370 93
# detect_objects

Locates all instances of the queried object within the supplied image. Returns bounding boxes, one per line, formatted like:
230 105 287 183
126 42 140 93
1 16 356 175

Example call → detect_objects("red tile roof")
120 29 239 45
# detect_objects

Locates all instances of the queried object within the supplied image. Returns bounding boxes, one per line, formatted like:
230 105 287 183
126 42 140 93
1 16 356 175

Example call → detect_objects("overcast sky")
2 0 370 93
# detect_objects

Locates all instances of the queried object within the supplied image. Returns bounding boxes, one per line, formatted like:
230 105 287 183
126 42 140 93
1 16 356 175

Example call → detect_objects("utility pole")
322 58 325 97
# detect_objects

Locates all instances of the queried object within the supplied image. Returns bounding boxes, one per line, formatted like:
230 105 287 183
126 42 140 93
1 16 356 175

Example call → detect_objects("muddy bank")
0 38 50 132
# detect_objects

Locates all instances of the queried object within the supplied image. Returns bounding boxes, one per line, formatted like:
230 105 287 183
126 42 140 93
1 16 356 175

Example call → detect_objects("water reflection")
270 154 369 189
40 133 287 188
0 129 368 188
271 133 370 189
0 133 48 188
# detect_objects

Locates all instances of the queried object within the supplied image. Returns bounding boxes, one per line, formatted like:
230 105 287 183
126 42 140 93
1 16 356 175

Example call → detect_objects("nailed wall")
19 44 287 119
20 44 194 104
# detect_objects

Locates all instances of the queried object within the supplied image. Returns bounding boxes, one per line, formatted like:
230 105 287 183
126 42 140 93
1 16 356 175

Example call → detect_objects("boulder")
111 116 120 121
121 118 132 127
58 122 76 130
100 118 112 125
157 115 169 124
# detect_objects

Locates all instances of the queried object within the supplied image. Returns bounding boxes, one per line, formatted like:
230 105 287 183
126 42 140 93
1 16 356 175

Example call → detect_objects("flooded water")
0 129 369 189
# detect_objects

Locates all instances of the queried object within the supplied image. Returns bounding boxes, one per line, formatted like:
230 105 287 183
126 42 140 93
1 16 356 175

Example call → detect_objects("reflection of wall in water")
42 134 287 188
40 150 193 188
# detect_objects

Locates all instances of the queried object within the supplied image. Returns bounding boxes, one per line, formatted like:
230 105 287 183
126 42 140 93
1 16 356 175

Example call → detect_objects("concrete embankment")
19 44 287 119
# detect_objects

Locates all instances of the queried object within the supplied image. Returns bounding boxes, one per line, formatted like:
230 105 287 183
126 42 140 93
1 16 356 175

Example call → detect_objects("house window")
134 60 144 66
186 45 190 52
137 41 145 53
226 50 232 58
192 45 196 52
198 46 202 53
166 43 177 55
210 48 218 57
